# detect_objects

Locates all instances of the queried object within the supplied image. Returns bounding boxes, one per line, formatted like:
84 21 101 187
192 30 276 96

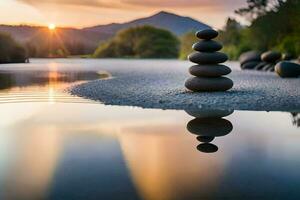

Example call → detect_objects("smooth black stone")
185 77 233 92
241 61 260 69
197 136 215 143
262 63 274 71
275 61 300 78
185 109 234 118
196 29 218 40
192 40 222 52
188 52 228 64
189 64 231 77
261 51 281 63
239 51 261 65
254 62 267 70
197 143 218 153
187 118 233 136
266 64 275 72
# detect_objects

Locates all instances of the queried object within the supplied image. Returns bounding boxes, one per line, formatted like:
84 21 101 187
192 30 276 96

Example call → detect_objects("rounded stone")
185 77 233 92
189 64 231 77
197 136 215 143
254 62 267 70
275 61 300 78
239 51 261 65
262 63 274 71
261 51 281 63
192 40 222 52
241 61 260 69
196 29 218 40
188 52 228 64
269 67 275 72
185 109 234 118
197 143 218 153
187 118 233 137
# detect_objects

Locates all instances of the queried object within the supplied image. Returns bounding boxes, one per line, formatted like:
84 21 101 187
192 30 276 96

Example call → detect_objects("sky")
0 0 247 29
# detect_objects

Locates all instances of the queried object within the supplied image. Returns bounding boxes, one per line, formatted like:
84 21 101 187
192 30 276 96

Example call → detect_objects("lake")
0 59 299 200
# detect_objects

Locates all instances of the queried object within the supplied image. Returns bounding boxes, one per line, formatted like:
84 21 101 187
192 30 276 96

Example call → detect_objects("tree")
235 0 283 22
0 32 27 63
219 0 300 59
93 26 180 58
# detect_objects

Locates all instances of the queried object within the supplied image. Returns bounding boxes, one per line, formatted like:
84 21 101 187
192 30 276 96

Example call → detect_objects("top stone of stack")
196 29 219 40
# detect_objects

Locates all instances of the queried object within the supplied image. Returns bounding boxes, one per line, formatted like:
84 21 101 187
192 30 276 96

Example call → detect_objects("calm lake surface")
0 59 299 200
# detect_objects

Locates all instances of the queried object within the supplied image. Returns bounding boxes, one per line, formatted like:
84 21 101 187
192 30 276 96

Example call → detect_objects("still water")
0 59 299 200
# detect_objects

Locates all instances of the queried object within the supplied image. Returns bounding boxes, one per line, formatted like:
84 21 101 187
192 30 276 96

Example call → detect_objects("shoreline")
69 65 300 112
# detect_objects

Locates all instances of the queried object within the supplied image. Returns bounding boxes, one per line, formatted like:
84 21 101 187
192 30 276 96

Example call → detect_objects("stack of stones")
185 29 233 92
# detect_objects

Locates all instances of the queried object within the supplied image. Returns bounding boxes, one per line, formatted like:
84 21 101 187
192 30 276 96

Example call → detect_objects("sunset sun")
48 23 56 30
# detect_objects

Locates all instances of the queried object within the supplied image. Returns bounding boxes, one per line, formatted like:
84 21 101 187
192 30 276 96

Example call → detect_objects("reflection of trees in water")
0 70 110 90
186 109 234 153
291 113 300 127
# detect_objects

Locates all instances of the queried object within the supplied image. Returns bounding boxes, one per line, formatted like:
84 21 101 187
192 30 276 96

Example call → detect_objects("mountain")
84 11 211 36
0 25 111 55
0 11 211 56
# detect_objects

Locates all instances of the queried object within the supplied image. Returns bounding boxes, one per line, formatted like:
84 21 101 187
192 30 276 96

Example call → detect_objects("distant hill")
84 11 211 36
0 25 111 55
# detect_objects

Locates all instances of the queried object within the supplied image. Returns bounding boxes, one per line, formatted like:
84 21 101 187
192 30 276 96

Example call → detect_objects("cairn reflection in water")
186 109 233 153
291 113 300 127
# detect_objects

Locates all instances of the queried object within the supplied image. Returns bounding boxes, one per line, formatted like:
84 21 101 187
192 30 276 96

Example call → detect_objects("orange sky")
0 0 247 29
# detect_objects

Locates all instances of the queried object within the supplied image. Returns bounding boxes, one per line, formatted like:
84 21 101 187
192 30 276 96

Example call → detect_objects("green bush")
0 32 27 63
93 26 180 58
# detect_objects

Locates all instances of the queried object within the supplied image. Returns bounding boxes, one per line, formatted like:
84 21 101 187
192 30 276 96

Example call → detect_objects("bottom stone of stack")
185 76 233 92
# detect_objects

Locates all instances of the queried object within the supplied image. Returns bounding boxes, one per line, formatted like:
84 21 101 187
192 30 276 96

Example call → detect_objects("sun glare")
48 23 56 30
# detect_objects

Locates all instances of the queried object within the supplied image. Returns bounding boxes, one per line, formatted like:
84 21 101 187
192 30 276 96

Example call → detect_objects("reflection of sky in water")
0 102 299 200
0 60 299 199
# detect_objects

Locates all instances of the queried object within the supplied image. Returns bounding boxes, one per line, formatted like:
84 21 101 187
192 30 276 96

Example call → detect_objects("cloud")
17 0 123 8
17 0 245 9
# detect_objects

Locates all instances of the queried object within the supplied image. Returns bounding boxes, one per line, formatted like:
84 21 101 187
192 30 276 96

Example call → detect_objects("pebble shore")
69 63 300 112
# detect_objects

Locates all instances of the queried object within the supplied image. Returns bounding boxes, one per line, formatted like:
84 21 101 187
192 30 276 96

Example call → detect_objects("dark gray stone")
261 51 282 63
185 77 233 92
188 52 228 64
197 136 215 143
192 40 222 52
197 143 218 153
196 29 218 40
189 64 231 77
241 61 260 69
254 62 267 70
185 109 234 118
275 61 300 78
239 51 261 65
187 118 233 136
268 66 275 72
262 63 274 71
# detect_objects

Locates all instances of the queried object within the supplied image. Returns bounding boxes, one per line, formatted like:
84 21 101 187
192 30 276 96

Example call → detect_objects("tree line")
0 0 298 63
